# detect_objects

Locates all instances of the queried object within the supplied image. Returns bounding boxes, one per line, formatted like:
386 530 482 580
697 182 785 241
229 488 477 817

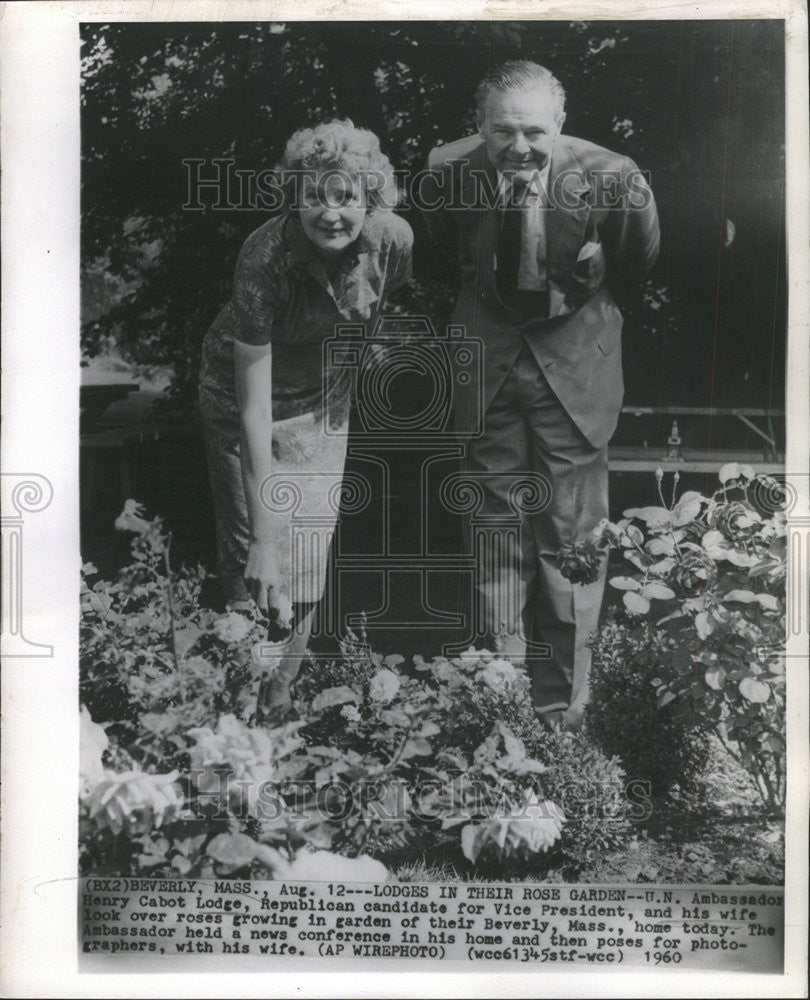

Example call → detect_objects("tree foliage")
81 20 786 411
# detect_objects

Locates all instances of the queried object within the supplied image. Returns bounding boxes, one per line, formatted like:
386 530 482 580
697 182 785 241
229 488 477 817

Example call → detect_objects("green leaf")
610 576 642 591
694 611 715 638
515 759 547 774
173 835 204 857
206 832 257 872
437 751 469 770
378 708 411 729
723 589 758 603
646 537 675 556
641 582 675 600
620 525 645 546
308 745 343 759
704 665 726 690
623 551 648 572
498 725 526 761
311 686 360 712
748 560 781 578
671 646 692 670
725 549 757 568
87 591 113 616
672 493 702 526
314 767 333 789
649 557 677 576
623 591 651 615
441 813 470 830
739 677 770 703
139 853 169 868
175 624 202 657
400 738 432 760
623 506 673 525
460 823 484 863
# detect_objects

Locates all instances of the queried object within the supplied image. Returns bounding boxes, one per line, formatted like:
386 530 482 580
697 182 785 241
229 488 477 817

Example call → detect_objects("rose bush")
80 503 631 879
557 466 787 810
81 489 784 882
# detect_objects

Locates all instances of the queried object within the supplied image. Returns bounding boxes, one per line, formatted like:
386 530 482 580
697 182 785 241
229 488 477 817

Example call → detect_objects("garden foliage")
81 465 787 882
80 21 785 412
558 466 788 811
80 504 631 880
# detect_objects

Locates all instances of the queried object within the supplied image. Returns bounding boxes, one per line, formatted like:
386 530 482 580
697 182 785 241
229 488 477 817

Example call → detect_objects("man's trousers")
466 343 609 713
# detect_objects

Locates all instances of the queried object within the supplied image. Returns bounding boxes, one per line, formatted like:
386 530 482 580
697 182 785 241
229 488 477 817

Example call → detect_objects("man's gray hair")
475 60 566 122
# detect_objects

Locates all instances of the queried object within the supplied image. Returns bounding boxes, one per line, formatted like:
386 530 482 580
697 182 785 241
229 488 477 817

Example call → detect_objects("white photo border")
1 2 807 997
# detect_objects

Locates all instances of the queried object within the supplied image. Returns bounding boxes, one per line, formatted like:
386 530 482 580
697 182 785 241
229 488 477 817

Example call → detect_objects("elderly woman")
199 120 413 713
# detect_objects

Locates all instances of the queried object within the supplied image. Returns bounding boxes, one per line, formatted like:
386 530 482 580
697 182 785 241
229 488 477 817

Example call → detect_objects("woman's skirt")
200 403 350 607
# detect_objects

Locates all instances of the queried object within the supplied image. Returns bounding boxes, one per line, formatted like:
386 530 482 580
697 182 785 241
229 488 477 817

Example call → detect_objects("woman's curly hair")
277 119 398 213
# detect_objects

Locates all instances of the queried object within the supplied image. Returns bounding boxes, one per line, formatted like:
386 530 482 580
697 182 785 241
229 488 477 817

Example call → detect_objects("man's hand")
244 541 291 624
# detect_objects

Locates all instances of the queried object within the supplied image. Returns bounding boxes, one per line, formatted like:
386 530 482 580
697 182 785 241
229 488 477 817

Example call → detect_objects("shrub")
585 613 709 801
294 639 632 874
541 730 637 869
81 539 260 762
81 508 634 879
558 465 787 812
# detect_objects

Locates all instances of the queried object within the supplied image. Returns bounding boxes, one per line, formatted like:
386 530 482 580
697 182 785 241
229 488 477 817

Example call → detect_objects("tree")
81 20 785 419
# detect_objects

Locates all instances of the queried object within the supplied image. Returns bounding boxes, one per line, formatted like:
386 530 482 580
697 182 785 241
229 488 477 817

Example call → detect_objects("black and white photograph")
1 3 808 996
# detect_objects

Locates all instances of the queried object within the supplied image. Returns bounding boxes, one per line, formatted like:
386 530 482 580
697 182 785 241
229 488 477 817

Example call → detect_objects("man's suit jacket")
422 135 660 447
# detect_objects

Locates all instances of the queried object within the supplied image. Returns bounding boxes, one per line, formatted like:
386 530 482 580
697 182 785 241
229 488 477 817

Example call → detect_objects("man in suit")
422 60 660 727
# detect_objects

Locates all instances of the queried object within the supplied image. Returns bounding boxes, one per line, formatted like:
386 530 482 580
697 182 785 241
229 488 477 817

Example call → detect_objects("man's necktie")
496 180 549 315
495 182 524 301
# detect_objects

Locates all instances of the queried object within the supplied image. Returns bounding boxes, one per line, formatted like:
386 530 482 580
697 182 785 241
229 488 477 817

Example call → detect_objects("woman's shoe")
256 677 293 725
560 706 584 733
535 706 584 733
535 708 564 731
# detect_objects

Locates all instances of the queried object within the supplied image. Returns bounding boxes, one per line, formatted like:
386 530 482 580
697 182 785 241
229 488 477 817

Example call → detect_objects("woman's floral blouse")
199 210 413 431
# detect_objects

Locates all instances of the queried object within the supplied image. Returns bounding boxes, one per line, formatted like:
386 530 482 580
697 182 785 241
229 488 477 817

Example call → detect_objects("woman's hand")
244 540 287 618
234 340 287 620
